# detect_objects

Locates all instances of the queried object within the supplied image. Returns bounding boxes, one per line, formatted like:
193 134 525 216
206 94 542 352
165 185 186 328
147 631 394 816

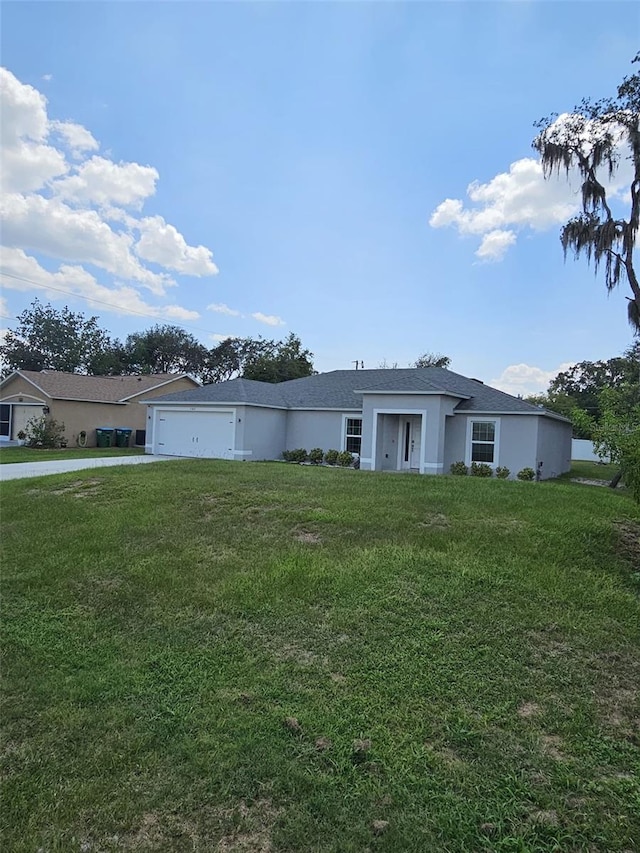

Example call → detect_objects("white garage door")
154 410 235 459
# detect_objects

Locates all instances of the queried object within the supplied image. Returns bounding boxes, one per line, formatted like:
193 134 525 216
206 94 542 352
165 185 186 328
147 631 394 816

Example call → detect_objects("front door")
400 416 422 470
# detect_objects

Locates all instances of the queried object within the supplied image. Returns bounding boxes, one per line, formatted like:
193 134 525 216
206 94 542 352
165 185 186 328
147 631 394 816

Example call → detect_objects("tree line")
0 300 315 384
526 342 639 497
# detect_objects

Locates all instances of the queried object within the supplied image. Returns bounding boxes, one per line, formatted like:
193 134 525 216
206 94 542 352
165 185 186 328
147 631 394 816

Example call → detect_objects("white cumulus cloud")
53 155 158 207
135 215 218 276
251 312 285 327
0 247 199 322
207 302 242 317
430 116 633 262
475 229 517 262
0 66 218 327
1 193 172 295
490 361 575 397
51 120 99 156
0 67 48 144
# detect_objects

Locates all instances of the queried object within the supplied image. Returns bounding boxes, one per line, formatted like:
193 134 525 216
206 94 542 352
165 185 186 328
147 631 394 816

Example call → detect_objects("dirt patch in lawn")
613 520 640 568
52 478 103 497
294 529 322 544
540 734 568 761
517 701 542 719
419 513 449 530
116 799 282 851
595 685 639 738
28 478 104 498
217 798 283 852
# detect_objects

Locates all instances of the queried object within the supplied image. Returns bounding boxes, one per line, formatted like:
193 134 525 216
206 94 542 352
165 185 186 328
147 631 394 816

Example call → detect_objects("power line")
0 271 227 339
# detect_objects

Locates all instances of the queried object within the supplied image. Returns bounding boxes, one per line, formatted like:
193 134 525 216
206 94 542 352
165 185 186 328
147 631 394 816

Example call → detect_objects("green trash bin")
96 427 114 448
115 427 132 448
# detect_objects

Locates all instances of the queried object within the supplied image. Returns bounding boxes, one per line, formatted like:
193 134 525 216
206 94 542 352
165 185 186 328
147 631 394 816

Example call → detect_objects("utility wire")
0 271 232 339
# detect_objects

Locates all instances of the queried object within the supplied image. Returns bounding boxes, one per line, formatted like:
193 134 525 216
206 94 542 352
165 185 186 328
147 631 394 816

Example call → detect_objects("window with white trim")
345 417 362 454
470 420 496 463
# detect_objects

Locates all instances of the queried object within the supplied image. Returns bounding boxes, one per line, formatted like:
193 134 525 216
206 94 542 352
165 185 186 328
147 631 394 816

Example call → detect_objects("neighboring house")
0 370 199 446
144 368 572 479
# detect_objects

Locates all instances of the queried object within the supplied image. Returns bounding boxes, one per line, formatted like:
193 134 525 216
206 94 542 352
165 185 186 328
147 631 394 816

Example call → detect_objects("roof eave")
143 399 287 410
356 389 470 399
457 409 572 423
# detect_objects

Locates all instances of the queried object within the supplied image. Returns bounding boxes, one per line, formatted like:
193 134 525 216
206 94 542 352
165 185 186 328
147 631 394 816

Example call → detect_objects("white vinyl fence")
571 439 610 463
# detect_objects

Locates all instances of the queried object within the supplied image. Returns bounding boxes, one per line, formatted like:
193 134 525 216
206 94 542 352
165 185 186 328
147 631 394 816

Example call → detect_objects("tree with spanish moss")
533 54 640 331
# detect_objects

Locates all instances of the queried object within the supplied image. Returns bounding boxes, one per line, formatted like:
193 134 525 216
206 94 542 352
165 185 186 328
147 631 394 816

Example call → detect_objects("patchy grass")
0 446 144 464
1 461 639 852
561 460 620 482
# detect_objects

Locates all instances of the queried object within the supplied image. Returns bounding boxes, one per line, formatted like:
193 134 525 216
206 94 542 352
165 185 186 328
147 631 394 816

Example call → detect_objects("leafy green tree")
242 333 315 383
547 343 639 422
0 300 120 375
595 386 640 498
124 325 208 376
533 55 640 330
413 352 451 369
524 391 587 432
202 337 243 384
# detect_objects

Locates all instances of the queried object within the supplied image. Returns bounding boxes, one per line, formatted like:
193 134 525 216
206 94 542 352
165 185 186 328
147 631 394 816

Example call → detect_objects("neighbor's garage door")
154 410 234 459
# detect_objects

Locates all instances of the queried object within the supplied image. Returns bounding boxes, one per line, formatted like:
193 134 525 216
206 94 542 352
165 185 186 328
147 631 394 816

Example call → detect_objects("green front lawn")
0 446 145 464
1 462 638 852
561 460 620 482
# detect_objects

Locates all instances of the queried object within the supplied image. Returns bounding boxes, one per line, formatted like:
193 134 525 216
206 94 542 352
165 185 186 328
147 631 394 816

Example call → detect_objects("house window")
0 404 10 438
471 421 496 463
345 418 362 454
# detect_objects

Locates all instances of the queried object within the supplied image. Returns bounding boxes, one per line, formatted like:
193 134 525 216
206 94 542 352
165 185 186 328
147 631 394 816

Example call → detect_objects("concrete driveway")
0 454 180 481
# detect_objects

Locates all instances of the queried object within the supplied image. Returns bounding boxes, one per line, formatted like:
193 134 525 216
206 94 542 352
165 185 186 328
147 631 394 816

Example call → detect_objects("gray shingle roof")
147 368 567 420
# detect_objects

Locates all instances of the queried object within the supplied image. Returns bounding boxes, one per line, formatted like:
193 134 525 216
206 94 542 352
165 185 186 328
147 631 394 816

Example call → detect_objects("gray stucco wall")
239 406 288 460
442 414 467 472
444 414 542 478
536 416 572 479
494 416 539 475
377 414 401 471
360 394 459 473
285 410 357 453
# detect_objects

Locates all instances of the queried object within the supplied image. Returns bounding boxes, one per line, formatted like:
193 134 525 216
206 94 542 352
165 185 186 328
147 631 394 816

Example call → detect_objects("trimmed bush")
337 450 354 467
450 461 468 476
282 449 308 463
495 466 510 479
324 449 339 465
309 448 324 465
470 462 493 478
517 467 535 481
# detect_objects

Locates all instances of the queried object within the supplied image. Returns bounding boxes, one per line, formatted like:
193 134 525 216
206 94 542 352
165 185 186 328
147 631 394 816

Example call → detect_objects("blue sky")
0 1 636 395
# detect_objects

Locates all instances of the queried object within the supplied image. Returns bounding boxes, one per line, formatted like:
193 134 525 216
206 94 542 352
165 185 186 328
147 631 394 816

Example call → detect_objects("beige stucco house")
0 370 199 447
